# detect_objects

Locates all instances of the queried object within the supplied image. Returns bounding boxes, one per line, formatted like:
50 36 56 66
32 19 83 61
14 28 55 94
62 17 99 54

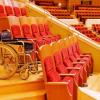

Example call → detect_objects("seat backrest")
65 36 76 62
0 5 4 13
31 24 41 38
13 7 21 17
22 24 33 38
51 40 68 73
11 25 22 38
5 6 14 16
29 17 41 38
19 16 33 38
44 56 61 82
21 8 27 16
12 0 21 17
61 47 73 67
8 16 23 38
54 52 68 74
44 23 52 35
39 44 61 82
0 4 6 17
38 24 47 36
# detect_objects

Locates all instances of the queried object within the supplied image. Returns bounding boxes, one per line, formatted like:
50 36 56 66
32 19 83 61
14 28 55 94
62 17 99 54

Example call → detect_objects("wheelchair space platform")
0 65 46 100
78 73 100 100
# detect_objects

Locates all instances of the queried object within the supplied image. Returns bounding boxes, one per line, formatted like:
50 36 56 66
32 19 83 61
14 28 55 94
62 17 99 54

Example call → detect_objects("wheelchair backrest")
0 29 11 40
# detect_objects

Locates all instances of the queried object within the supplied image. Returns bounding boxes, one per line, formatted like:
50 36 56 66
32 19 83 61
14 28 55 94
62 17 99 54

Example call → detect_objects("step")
0 73 45 95
0 90 46 100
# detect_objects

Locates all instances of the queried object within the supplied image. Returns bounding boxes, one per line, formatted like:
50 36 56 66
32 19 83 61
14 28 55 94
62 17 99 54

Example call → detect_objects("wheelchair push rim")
0 44 18 79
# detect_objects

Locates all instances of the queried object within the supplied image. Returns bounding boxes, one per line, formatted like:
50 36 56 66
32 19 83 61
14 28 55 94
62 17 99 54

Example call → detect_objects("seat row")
0 0 27 17
39 35 93 100
75 10 100 23
42 6 61 10
55 15 73 19
47 9 69 13
7 16 61 48
35 0 54 6
75 5 100 10
72 24 100 43
92 24 100 34
47 9 72 19
35 1 72 19
79 6 100 10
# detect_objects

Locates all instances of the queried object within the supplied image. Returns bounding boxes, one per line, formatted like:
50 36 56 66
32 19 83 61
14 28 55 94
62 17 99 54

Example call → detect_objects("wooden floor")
0 72 43 86
0 65 46 100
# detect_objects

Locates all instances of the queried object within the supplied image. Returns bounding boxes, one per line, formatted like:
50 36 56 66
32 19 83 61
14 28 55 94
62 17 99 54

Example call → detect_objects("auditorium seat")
39 44 77 100
5 6 14 16
8 16 23 38
0 5 6 17
13 7 21 17
35 0 73 19
21 8 27 16
73 24 100 43
68 36 93 74
50 39 87 84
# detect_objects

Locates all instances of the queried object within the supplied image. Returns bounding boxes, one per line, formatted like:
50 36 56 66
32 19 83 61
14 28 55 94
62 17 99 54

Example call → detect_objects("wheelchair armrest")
14 38 28 40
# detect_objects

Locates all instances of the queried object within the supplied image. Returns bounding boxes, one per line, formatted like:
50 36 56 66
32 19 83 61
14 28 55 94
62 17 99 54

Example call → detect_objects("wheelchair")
0 30 38 80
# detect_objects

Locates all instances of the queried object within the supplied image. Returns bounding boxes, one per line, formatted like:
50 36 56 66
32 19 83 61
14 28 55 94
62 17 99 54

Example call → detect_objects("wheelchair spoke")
0 44 18 79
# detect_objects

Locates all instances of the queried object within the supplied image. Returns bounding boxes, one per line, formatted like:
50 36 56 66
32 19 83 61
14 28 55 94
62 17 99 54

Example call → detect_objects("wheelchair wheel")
19 65 29 80
30 62 38 74
0 44 18 79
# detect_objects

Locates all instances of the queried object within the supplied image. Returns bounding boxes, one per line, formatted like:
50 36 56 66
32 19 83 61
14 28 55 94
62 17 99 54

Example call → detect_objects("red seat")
21 8 27 16
13 7 21 17
38 24 47 36
11 25 23 38
22 24 46 48
21 24 33 38
5 6 14 16
0 5 6 17
61 47 87 83
73 41 93 74
54 51 83 86
31 24 41 38
44 56 77 100
31 24 50 46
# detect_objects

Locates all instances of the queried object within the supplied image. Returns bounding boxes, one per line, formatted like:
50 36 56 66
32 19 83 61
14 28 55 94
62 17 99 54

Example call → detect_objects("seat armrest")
73 62 85 64
82 53 91 55
59 73 75 76
80 55 90 57
66 67 80 70
46 82 67 85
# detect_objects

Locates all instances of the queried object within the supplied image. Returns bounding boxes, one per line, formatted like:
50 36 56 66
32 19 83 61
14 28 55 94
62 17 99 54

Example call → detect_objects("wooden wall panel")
0 17 10 32
92 0 100 5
